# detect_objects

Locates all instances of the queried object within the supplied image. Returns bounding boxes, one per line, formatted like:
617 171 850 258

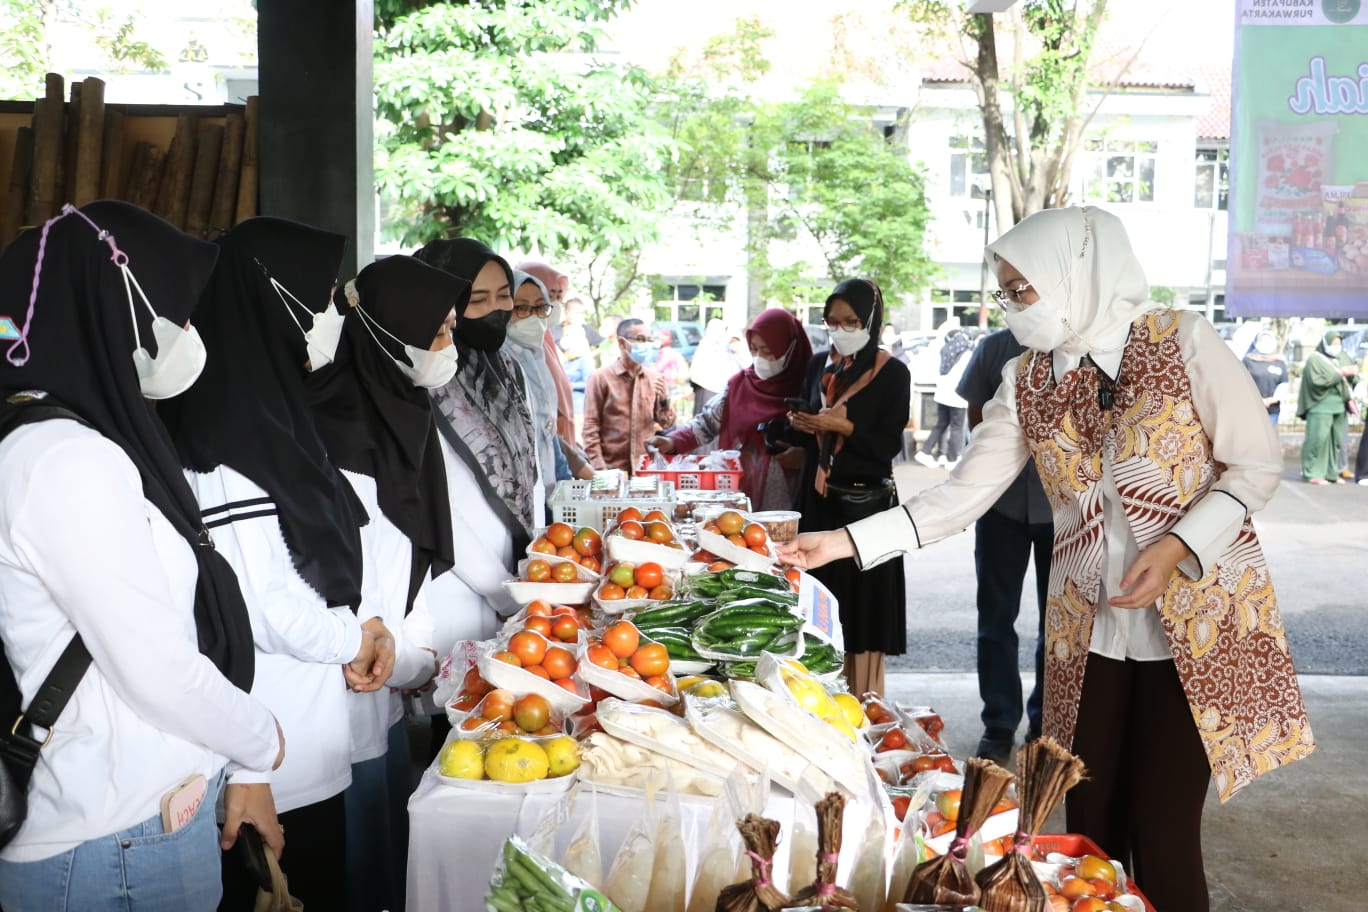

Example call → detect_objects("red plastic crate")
1032 834 1157 912
635 454 742 491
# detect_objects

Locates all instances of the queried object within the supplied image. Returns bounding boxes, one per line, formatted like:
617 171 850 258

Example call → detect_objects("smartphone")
234 822 273 892
785 397 818 414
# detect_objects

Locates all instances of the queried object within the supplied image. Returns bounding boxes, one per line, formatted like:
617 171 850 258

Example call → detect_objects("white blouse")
341 470 438 764
183 466 361 812
0 421 279 861
848 313 1283 661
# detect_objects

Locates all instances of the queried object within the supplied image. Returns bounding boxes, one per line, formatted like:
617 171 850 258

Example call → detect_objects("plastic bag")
847 767 890 910
644 769 687 912
526 787 571 858
487 835 622 912
787 795 818 895
562 783 604 887
605 781 659 912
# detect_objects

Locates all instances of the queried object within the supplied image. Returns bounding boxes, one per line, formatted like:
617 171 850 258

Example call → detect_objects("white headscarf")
690 318 742 392
504 271 558 499
985 206 1154 376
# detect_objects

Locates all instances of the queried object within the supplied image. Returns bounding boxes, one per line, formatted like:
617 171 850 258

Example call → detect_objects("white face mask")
1254 337 1278 356
269 275 346 370
506 314 547 349
1003 296 1071 353
355 304 459 389
830 327 870 357
1326 344 1343 358
123 265 206 399
752 340 794 380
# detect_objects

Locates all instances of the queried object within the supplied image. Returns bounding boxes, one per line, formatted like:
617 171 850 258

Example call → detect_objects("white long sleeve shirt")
0 421 280 861
183 466 360 812
341 470 438 764
849 313 1283 661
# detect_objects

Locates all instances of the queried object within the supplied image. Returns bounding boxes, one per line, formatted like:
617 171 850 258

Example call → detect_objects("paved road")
886 460 1368 676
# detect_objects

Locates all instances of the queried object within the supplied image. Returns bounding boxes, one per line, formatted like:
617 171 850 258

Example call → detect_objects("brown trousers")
1066 653 1212 912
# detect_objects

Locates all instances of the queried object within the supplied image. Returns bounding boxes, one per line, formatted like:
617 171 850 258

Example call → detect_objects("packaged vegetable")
605 781 659 912
563 784 605 888
716 815 790 912
486 835 622 912
644 769 687 912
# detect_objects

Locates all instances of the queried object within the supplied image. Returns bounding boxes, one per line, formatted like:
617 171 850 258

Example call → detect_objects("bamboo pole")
1 128 35 250
99 109 127 200
73 76 105 206
154 113 197 229
27 73 64 225
234 96 259 224
127 143 164 211
184 121 223 238
208 110 244 237
61 81 81 206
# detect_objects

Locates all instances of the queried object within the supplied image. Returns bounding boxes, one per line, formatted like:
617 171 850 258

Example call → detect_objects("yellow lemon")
675 675 706 691
543 735 581 778
825 714 858 743
437 738 485 780
686 681 726 699
831 693 868 729
785 676 828 716
484 737 550 783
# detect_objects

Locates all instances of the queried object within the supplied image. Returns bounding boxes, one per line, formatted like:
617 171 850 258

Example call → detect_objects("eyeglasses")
823 317 863 331
623 335 654 344
512 302 553 319
991 282 1034 312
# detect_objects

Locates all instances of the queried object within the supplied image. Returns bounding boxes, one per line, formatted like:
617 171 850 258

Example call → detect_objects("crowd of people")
0 199 1332 912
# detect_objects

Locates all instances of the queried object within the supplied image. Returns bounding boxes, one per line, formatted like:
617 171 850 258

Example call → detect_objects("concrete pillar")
257 0 374 276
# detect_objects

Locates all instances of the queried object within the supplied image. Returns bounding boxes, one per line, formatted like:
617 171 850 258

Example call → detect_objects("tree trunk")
969 14 1017 233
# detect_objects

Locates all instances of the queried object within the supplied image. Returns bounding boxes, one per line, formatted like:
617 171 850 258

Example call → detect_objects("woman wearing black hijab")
306 253 464 912
0 202 282 910
412 239 537 642
787 278 911 697
159 217 391 911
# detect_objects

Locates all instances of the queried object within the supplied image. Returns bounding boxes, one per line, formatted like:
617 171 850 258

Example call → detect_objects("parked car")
653 320 703 361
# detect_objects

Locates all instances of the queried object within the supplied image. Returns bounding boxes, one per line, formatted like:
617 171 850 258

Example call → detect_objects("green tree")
654 21 935 316
901 0 1112 230
0 1 167 100
372 0 672 262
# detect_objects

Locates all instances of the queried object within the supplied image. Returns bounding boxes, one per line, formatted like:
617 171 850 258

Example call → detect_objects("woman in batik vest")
781 206 1314 912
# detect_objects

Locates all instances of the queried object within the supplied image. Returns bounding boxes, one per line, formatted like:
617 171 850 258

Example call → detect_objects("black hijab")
306 255 465 609
412 239 536 557
159 217 369 611
0 201 254 690
824 277 885 402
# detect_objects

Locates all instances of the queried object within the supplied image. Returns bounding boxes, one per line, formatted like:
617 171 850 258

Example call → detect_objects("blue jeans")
0 768 226 912
974 508 1051 737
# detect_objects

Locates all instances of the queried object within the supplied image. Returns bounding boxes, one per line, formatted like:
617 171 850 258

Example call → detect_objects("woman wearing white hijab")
505 271 559 507
782 206 1315 912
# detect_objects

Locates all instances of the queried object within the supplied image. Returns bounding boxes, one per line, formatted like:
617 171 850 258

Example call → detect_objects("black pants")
1356 421 1368 481
1066 654 1212 912
219 792 346 911
925 404 966 461
973 509 1050 737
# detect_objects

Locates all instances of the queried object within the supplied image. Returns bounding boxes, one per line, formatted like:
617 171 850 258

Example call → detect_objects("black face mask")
457 308 510 352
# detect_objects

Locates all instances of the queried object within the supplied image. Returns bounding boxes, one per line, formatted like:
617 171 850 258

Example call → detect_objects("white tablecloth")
405 769 883 912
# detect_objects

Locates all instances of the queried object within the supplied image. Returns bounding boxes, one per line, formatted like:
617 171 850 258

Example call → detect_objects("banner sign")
1226 0 1368 317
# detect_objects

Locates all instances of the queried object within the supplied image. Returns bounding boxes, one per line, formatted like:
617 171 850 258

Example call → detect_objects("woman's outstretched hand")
778 530 855 570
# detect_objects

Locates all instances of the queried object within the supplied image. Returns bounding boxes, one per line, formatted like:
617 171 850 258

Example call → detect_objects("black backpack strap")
0 395 95 788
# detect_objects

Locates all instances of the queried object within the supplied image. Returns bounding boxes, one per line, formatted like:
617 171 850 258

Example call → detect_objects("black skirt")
799 478 906 655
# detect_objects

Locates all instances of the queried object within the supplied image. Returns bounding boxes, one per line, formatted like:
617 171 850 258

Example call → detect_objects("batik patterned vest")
1015 309 1314 801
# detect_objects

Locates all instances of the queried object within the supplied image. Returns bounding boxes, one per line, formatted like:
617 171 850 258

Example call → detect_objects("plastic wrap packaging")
715 814 791 912
644 769 688 912
563 783 605 888
787 797 819 895
578 732 725 797
686 766 753 912
526 788 571 858
847 767 890 911
486 835 622 912
605 781 659 912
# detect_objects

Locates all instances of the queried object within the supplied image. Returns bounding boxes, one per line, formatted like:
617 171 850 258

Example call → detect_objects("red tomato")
553 678 580 694
618 520 645 540
643 510 669 523
624 585 649 600
551 561 580 582
542 647 577 679
891 795 911 821
879 728 907 752
647 584 673 600
545 522 575 548
509 631 548 667
598 582 626 601
525 559 551 582
634 562 664 589
523 664 550 680
616 507 642 524
551 615 580 642
530 537 558 555
629 643 670 677
742 523 768 547
491 650 521 667
572 528 602 557
603 621 640 659
525 600 553 617
586 643 619 670
524 616 553 637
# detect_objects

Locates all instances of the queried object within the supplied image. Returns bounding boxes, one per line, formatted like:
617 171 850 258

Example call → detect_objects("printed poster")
1226 0 1368 317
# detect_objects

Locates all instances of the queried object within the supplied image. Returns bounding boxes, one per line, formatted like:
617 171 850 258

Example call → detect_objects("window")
948 134 988 198
1194 146 1229 210
665 284 727 302
1084 137 1158 204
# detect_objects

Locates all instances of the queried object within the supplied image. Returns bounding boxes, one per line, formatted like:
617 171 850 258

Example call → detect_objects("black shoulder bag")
0 399 94 848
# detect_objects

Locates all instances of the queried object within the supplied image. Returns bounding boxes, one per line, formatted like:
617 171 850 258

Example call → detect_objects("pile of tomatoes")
490 627 580 694
597 561 673 602
699 510 771 556
583 620 673 696
528 522 603 574
456 690 561 739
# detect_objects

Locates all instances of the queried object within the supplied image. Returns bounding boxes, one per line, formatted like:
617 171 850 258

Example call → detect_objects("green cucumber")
717 568 791 591
631 599 710 626
717 586 799 605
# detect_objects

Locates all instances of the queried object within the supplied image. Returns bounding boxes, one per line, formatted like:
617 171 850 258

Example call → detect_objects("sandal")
1308 477 1329 485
